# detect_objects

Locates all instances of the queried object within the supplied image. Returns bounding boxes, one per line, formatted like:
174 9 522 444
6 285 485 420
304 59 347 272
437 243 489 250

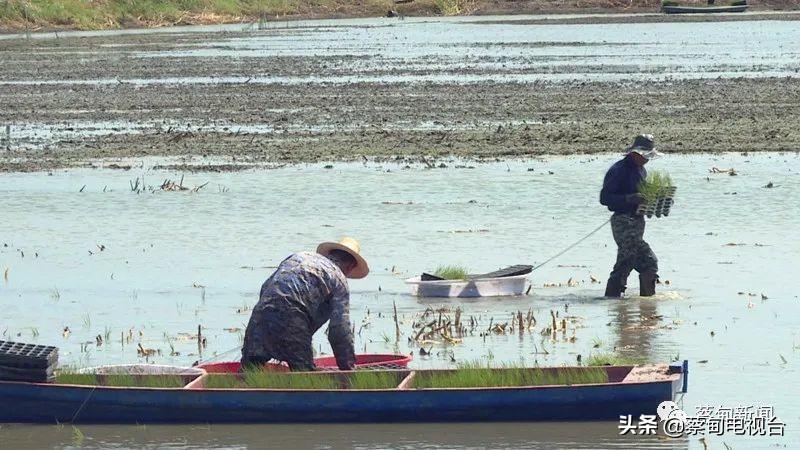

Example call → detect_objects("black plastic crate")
0 341 58 369
0 365 55 383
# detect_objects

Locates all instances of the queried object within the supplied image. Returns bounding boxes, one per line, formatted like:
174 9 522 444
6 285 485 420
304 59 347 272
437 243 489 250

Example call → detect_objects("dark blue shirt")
600 155 646 214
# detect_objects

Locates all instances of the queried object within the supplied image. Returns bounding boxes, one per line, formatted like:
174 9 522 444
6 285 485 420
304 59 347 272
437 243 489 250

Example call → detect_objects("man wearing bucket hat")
241 237 369 371
600 134 662 298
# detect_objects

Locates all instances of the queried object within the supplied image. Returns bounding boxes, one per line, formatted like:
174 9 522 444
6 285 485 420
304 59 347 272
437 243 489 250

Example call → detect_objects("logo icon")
658 401 688 437
657 401 686 422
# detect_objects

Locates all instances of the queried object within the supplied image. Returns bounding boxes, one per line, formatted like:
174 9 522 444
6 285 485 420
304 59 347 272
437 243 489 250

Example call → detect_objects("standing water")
1 153 798 448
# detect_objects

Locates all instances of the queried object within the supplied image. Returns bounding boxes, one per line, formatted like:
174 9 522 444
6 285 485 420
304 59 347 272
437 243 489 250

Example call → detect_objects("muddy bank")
2 77 799 172
1 19 799 172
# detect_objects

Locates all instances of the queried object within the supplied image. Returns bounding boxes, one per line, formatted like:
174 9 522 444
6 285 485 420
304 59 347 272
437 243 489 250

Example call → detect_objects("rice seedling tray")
0 340 58 369
0 340 58 383
636 186 677 218
0 364 55 383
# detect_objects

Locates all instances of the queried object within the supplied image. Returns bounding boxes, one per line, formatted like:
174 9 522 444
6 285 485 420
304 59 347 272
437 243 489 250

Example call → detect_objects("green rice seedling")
204 374 245 389
99 375 139 387
433 265 469 280
55 371 186 388
637 171 674 204
242 370 341 390
55 372 99 386
413 364 608 389
347 371 402 390
585 353 647 366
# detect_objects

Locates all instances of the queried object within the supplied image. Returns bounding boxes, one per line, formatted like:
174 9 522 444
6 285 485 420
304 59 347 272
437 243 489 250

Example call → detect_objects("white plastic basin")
404 274 530 298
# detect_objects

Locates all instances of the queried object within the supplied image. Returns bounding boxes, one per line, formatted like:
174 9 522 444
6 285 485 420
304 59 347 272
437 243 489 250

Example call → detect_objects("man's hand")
625 193 646 205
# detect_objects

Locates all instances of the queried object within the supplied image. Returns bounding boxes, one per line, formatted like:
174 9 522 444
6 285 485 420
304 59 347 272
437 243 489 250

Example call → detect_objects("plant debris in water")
637 170 674 204
433 265 469 280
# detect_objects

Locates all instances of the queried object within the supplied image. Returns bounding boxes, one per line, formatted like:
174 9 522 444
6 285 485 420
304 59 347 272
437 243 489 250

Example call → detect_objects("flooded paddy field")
1 12 800 450
1 153 799 448
1 15 800 171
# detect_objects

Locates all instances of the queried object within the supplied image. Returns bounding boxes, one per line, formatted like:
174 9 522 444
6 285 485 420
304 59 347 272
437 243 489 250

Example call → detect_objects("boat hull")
0 369 685 424
662 5 748 13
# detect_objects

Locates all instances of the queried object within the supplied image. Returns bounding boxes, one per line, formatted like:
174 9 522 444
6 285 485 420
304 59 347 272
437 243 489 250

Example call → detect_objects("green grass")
55 372 187 388
637 170 674 204
584 353 648 366
433 265 469 280
413 363 609 389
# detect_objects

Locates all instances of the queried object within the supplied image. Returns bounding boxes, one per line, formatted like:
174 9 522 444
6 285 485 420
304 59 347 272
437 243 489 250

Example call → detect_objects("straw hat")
316 237 369 279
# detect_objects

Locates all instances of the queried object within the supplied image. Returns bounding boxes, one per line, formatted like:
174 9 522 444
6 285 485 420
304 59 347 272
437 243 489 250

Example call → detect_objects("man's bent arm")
328 292 356 370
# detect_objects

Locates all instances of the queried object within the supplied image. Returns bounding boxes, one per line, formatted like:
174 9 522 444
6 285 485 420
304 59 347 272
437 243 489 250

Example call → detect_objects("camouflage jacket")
253 251 355 370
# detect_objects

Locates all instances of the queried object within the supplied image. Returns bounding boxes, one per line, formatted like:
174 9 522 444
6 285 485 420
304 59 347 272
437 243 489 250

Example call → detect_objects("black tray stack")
0 340 58 383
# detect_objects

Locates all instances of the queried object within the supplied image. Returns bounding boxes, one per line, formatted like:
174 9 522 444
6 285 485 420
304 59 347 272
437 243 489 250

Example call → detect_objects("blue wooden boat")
0 362 688 424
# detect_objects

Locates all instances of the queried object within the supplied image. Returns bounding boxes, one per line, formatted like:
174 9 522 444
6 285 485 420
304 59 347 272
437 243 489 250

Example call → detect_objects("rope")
69 385 97 424
531 218 611 272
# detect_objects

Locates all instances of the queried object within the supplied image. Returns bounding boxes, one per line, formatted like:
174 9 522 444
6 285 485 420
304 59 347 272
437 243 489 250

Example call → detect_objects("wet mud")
1 17 799 172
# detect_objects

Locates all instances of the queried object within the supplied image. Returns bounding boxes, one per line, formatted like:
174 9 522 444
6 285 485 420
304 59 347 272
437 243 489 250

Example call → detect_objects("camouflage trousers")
609 213 658 285
241 302 316 372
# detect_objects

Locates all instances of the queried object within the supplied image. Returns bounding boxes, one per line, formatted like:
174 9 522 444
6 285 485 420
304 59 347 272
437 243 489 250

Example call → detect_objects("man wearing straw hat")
241 237 369 371
600 134 663 298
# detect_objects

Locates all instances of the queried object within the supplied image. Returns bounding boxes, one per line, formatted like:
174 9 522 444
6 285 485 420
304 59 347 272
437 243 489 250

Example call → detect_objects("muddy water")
1 153 798 448
4 16 800 85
